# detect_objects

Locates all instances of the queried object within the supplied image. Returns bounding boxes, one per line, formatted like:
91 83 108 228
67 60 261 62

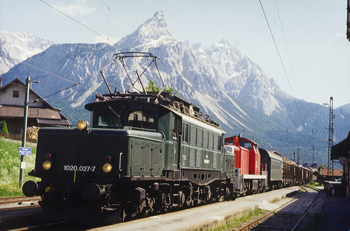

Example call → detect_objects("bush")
1 120 9 134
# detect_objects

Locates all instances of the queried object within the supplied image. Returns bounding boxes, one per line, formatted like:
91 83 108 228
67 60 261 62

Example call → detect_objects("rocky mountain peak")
137 11 173 39
115 11 174 49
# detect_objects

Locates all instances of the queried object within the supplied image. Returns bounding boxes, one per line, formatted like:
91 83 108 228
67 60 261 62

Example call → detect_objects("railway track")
0 196 41 211
238 186 321 231
0 187 321 231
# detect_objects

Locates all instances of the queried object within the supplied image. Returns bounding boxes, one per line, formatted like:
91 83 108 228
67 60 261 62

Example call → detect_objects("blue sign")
19 147 32 156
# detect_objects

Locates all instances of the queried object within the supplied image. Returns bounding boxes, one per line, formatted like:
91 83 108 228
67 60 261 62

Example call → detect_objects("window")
183 123 189 143
214 134 218 151
208 132 213 150
203 131 208 149
239 140 252 150
216 135 222 151
128 111 154 129
97 111 121 127
13 91 19 98
213 134 222 151
190 125 196 146
196 128 202 147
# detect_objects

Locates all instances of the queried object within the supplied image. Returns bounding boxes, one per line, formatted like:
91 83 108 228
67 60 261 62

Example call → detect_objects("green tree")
1 120 9 134
146 80 161 92
318 163 326 171
146 80 176 95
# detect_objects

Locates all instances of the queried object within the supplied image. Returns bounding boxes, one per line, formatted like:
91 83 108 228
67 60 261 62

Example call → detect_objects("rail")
0 196 41 211
237 186 320 231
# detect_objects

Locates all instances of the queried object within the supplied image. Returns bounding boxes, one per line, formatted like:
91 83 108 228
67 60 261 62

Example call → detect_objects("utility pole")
326 97 335 179
19 76 30 187
296 148 300 165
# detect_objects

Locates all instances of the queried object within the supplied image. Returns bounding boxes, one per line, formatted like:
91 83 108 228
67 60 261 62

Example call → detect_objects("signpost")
19 147 32 156
19 76 30 187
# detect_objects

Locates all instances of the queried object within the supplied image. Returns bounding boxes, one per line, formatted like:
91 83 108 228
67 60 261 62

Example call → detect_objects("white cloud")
54 0 96 16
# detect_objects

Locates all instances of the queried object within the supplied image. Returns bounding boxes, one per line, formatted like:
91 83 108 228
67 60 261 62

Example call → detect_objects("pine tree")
1 120 9 134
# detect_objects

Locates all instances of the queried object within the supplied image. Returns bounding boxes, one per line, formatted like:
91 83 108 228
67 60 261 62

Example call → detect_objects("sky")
1 0 349 108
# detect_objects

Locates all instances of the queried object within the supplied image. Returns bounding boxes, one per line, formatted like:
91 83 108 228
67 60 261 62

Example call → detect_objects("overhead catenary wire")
274 1 297 89
40 0 159 93
100 0 136 31
35 83 79 102
40 0 126 52
258 0 306 132
7 57 102 98
10 1 314 138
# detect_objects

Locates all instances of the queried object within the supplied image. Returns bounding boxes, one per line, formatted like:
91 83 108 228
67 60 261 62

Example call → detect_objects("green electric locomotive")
22 53 234 223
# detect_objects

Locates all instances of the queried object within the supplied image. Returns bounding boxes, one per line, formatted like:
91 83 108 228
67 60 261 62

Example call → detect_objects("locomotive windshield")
239 140 252 150
128 110 155 129
97 110 122 127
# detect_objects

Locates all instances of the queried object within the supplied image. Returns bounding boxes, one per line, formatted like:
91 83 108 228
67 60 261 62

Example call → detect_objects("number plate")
63 165 96 172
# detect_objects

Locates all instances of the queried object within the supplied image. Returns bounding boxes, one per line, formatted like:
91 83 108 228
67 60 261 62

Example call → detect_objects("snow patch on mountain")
0 31 54 75
1 11 297 132
71 81 103 107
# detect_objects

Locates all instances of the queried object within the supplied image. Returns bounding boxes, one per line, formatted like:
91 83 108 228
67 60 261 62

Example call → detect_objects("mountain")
2 11 350 165
0 31 54 75
337 104 350 114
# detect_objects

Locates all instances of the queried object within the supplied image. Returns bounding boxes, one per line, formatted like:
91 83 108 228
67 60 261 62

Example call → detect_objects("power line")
40 0 151 86
274 1 296 89
9 58 101 95
19 61 78 85
258 0 305 131
39 83 79 101
40 0 126 51
100 0 136 31
40 0 108 41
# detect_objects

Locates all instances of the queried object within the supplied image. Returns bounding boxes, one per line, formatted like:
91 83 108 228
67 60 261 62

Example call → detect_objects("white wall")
0 84 44 107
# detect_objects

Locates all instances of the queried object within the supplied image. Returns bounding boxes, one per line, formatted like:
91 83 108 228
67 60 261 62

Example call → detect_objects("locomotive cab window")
217 135 222 151
128 110 154 129
239 140 252 150
97 111 122 127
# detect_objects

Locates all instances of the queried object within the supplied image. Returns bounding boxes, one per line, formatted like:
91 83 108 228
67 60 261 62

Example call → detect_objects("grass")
203 206 266 231
308 181 323 190
271 195 285 203
0 138 38 197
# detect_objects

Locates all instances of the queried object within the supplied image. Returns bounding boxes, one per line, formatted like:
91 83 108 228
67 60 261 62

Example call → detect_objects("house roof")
0 105 62 119
331 131 350 160
319 168 343 177
37 118 70 126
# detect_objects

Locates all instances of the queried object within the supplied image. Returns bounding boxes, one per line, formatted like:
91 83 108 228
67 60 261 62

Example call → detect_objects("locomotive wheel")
185 195 194 207
178 191 185 207
120 208 127 222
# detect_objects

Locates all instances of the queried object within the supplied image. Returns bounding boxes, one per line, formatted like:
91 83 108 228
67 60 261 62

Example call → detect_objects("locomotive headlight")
77 120 89 130
43 161 52 171
102 163 112 173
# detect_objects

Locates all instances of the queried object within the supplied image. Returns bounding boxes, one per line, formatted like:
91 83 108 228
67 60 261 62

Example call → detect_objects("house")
331 131 350 197
0 78 70 135
319 168 343 181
